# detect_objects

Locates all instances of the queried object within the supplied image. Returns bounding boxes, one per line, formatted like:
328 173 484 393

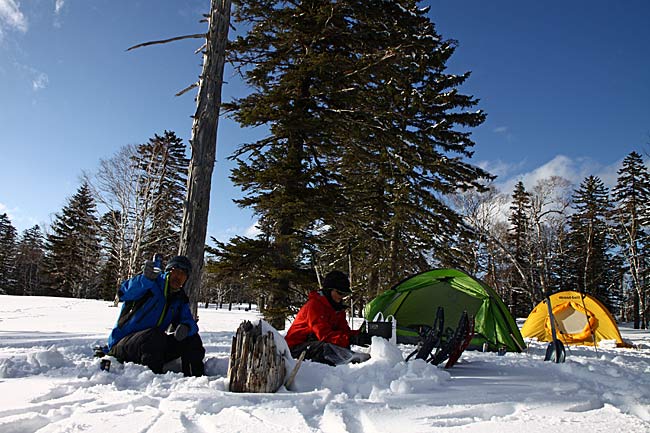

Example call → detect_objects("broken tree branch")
175 82 200 97
126 33 206 51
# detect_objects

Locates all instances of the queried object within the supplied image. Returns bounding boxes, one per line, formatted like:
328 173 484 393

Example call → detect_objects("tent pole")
348 242 354 328
580 291 598 354
509 333 525 352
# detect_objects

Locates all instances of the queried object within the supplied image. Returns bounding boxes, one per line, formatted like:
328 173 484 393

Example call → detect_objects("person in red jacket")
285 270 367 365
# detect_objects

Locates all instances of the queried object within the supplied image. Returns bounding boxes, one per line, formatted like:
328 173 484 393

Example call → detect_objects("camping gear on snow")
404 307 475 368
444 311 475 368
521 291 630 347
367 320 391 340
542 291 566 363
405 306 445 362
366 312 397 343
364 269 525 353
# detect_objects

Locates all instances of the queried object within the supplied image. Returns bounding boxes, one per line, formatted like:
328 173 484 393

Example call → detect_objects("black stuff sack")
367 321 392 339
366 312 396 342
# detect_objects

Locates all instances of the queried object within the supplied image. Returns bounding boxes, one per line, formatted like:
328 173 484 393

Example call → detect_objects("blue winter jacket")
107 272 199 350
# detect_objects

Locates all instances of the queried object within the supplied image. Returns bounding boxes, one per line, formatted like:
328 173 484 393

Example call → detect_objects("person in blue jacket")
107 255 205 376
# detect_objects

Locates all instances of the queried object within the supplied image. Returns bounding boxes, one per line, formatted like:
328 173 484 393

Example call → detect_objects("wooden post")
228 321 286 393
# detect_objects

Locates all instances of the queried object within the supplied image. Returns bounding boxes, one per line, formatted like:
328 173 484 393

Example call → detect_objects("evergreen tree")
87 131 188 286
136 130 189 261
611 151 650 328
227 0 490 325
322 0 491 287
506 181 532 316
206 235 316 311
0 213 18 294
98 211 123 300
567 176 613 305
14 225 45 296
227 0 367 326
45 182 102 298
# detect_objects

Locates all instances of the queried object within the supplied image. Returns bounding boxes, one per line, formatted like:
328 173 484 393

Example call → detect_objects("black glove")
142 260 159 281
174 323 190 341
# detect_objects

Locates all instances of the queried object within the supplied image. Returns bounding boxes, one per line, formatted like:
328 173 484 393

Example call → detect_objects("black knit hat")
165 255 192 276
322 270 351 293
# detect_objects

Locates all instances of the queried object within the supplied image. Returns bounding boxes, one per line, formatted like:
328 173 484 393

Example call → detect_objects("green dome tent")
364 269 526 352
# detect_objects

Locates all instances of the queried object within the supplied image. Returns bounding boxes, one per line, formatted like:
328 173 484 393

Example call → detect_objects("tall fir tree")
98 211 123 300
45 182 102 298
136 130 189 261
507 181 532 316
0 213 18 294
13 225 46 296
88 131 189 289
611 151 650 328
226 0 490 325
567 176 614 305
318 0 491 297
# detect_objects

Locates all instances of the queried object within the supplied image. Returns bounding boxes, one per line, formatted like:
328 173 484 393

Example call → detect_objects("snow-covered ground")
1 295 649 433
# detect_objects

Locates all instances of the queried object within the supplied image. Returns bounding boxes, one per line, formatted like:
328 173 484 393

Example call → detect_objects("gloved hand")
142 260 159 281
173 323 190 341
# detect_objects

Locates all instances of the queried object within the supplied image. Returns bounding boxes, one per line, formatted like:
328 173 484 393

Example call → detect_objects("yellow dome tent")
521 291 630 347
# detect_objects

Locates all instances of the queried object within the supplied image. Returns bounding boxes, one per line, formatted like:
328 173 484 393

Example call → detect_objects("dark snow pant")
110 328 205 376
290 340 351 366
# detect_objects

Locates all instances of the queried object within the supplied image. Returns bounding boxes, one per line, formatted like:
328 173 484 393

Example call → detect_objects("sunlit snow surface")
1 295 649 432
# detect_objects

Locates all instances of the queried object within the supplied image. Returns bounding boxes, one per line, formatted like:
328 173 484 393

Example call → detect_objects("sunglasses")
332 289 351 299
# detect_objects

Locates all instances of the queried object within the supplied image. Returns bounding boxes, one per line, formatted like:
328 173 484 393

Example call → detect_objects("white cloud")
478 158 526 179
208 220 261 244
53 0 66 28
244 221 261 238
493 154 628 198
492 125 515 143
32 71 49 90
0 0 28 35
0 202 40 233
13 62 49 91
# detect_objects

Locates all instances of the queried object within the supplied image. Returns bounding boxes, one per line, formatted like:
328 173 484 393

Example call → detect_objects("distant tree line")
206 151 650 329
450 151 650 329
0 130 188 301
1 1 649 332
3 149 649 329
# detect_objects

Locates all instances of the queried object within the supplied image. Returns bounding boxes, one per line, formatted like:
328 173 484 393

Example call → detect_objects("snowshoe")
444 313 474 368
429 311 471 367
406 307 444 362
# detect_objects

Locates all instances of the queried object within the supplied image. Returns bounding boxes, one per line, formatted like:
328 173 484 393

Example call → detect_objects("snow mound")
0 346 66 378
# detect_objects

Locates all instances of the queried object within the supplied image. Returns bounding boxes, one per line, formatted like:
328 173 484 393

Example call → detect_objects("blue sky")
1 0 649 242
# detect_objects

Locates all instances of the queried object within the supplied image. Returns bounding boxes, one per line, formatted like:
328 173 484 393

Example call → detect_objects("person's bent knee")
135 328 167 373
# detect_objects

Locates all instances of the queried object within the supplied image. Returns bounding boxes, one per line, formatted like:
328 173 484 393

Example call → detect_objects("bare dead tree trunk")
179 0 231 318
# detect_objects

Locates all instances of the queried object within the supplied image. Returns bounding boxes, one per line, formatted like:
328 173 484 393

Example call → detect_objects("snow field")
1 295 649 433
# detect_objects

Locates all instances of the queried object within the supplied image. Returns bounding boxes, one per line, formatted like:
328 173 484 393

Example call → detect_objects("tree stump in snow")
228 320 286 393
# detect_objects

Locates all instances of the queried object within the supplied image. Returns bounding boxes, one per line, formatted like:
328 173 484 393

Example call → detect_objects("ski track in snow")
0 295 649 433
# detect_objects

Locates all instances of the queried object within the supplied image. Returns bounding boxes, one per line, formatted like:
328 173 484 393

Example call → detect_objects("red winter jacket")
285 290 359 348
